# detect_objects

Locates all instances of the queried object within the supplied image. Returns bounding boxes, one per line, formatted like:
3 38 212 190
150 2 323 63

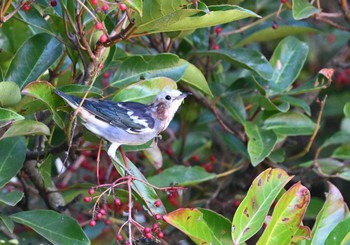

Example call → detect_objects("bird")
54 88 188 174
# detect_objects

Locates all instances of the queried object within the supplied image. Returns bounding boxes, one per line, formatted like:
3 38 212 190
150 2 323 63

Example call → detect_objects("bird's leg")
119 146 130 169
107 143 132 176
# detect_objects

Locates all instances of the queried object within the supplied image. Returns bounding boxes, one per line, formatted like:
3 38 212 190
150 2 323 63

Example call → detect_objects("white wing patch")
126 110 154 134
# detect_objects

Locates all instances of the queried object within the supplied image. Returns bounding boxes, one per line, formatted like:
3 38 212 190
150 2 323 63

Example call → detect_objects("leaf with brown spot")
257 182 310 245
232 168 293 244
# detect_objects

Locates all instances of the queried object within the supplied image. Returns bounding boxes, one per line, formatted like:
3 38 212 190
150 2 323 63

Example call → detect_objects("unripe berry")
154 199 162 207
99 34 107 43
84 196 92 203
119 3 127 11
89 219 96 227
95 22 103 30
158 231 164 238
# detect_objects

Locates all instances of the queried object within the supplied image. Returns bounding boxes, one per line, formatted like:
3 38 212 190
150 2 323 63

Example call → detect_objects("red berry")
152 223 159 233
99 34 107 43
154 199 162 207
202 162 213 172
144 227 151 233
119 3 127 11
233 200 240 208
209 155 216 162
50 0 57 6
215 27 222 35
116 234 123 241
89 219 96 227
91 0 98 6
281 0 287 3
158 232 164 239
102 3 109 12
154 214 162 220
272 21 278 30
88 188 95 195
99 208 106 215
95 22 103 30
114 198 121 206
84 196 92 203
104 219 111 225
145 233 152 239
191 154 199 161
328 34 335 43
213 44 219 50
96 212 103 220
23 3 30 11
165 147 173 156
103 72 111 79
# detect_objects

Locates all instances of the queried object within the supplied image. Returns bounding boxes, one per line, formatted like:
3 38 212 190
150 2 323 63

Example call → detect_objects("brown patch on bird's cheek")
156 103 167 121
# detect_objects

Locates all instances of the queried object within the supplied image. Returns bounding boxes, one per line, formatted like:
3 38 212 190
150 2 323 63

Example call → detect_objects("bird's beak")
177 92 190 100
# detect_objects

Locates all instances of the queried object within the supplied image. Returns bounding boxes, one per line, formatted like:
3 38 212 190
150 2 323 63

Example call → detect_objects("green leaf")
148 166 216 187
0 214 15 233
320 131 350 149
113 77 177 103
164 208 231 245
235 21 320 47
1 120 50 140
232 168 293 244
180 59 213 97
325 218 350 245
344 102 350 118
10 210 90 245
0 81 21 107
220 94 247 123
257 182 311 245
110 54 188 88
39 154 54 188
0 137 26 188
135 3 259 34
22 80 65 129
267 36 309 94
280 95 311 116
5 33 63 89
332 144 350 160
0 108 24 123
244 122 277 166
195 49 273 80
292 0 321 20
123 0 142 16
18 5 52 34
58 85 103 97
0 191 24 206
306 182 346 245
263 112 316 136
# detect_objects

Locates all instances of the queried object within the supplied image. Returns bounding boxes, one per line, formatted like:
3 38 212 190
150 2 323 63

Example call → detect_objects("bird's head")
151 89 188 124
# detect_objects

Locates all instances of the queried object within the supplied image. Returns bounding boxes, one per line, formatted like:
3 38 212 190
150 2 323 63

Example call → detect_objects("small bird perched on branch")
54 89 188 173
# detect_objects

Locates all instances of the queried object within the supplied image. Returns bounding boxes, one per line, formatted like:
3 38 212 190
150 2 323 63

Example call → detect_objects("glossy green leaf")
113 151 167 216
22 80 66 129
6 33 63 89
220 94 247 123
255 94 290 112
10 210 90 245
306 182 346 245
232 168 293 244
39 154 54 188
332 144 350 160
148 165 216 187
267 36 309 94
123 0 142 16
180 59 213 97
135 3 259 34
257 182 311 245
0 81 21 107
325 218 350 245
113 77 177 103
0 137 26 188
280 95 311 116
0 191 24 206
0 108 24 123
164 208 231 245
196 49 273 80
263 112 316 136
320 131 350 149
110 54 188 88
58 85 103 97
244 122 277 166
235 21 319 47
1 120 50 140
292 0 321 20
18 5 52 34
344 103 350 118
0 214 15 233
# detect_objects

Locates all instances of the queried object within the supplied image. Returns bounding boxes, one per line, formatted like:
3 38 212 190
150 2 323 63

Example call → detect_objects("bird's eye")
165 95 171 100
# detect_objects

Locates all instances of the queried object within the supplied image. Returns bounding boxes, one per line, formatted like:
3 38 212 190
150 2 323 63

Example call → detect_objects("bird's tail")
54 89 82 109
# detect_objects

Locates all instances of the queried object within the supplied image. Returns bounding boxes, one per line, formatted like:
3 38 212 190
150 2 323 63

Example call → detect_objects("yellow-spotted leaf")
257 182 311 245
232 168 293 244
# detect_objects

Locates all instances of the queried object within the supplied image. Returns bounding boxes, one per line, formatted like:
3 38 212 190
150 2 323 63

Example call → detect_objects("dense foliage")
1 0 350 244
